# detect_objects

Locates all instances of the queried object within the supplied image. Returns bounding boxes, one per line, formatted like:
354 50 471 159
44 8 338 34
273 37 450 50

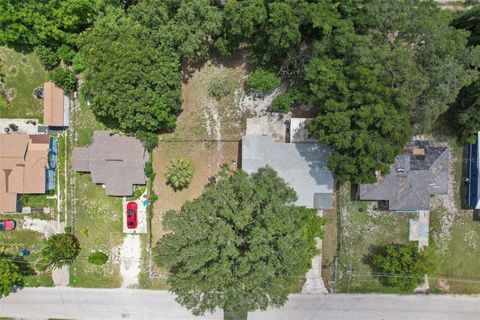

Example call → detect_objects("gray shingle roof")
359 141 449 211
242 135 334 209
72 131 147 196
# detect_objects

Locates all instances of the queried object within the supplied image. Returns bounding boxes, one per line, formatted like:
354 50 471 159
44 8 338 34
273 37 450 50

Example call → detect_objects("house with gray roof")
72 131 147 196
359 140 449 211
242 117 334 209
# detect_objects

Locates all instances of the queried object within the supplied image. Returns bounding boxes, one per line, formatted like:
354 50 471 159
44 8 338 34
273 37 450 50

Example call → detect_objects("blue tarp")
48 137 58 169
46 169 55 191
466 140 478 208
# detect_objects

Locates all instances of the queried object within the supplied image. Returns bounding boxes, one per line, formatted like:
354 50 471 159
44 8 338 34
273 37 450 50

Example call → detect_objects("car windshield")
127 209 135 213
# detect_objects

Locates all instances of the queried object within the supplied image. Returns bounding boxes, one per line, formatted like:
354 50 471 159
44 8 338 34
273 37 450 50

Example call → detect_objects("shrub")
209 77 235 100
72 53 85 73
41 234 80 268
34 46 60 70
246 68 281 93
271 92 293 113
56 45 76 65
49 67 77 93
372 243 437 291
80 227 89 238
144 161 154 179
64 226 72 234
165 158 194 190
88 252 108 266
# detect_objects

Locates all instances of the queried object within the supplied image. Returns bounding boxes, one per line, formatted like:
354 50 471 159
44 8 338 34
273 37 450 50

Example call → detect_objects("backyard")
0 46 48 120
151 54 253 246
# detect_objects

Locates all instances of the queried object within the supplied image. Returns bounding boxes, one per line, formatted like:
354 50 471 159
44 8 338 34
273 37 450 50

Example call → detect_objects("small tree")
271 92 293 113
372 243 437 291
165 158 194 191
88 252 108 266
41 234 80 269
34 46 60 70
49 67 77 93
0 257 23 298
246 68 281 93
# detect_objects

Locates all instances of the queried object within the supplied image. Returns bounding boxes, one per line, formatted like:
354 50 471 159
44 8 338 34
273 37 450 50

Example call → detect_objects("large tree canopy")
0 257 23 298
156 167 324 319
0 0 103 50
129 0 223 61
451 5 480 144
354 0 480 131
80 9 182 136
217 0 338 65
305 23 413 183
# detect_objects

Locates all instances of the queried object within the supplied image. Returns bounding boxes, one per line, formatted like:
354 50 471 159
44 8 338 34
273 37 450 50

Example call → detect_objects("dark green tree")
156 167 324 320
355 0 480 131
80 8 182 135
372 243 437 291
217 0 338 65
0 257 23 298
129 0 222 61
41 233 80 269
49 67 77 93
305 24 413 183
34 46 60 70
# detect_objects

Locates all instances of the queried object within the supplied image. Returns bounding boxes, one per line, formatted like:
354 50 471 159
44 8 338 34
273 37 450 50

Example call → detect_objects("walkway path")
302 210 327 294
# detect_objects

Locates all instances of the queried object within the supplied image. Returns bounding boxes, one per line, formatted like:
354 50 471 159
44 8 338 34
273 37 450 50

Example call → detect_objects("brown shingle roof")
0 134 49 212
43 82 65 126
72 131 147 196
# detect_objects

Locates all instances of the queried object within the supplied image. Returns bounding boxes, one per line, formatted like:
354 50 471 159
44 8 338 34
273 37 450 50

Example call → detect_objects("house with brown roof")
72 131 147 196
43 82 69 127
0 133 52 212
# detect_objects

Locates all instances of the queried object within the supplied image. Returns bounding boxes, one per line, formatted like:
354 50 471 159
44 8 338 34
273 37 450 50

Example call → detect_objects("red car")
126 202 138 229
0 220 16 231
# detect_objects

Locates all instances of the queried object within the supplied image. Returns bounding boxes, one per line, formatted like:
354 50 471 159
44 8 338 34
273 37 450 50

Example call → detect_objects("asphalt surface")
1 288 479 320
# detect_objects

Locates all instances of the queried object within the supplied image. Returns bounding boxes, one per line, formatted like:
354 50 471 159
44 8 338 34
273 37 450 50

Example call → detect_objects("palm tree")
165 158 194 190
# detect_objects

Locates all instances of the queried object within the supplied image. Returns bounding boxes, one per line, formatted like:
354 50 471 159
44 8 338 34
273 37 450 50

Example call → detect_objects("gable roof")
72 131 147 196
359 140 449 211
43 82 68 127
0 134 49 212
242 135 334 209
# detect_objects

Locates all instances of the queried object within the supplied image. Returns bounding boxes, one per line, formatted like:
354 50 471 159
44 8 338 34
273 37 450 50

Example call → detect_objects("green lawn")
335 183 413 293
69 172 123 288
0 46 48 120
428 141 480 293
68 97 123 287
0 228 52 287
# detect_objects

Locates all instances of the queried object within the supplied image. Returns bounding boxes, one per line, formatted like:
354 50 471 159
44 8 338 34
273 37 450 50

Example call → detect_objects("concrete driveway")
122 197 147 234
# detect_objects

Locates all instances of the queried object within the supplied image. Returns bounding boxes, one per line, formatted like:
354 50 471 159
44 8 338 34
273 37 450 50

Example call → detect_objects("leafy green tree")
452 5 480 46
246 68 281 93
372 243 437 291
304 25 413 183
218 0 339 65
88 252 109 265
156 167 324 319
271 92 293 112
34 46 60 70
49 67 77 93
130 0 222 61
0 257 23 298
41 234 80 269
0 0 103 50
165 158 194 190
80 8 182 135
355 0 480 131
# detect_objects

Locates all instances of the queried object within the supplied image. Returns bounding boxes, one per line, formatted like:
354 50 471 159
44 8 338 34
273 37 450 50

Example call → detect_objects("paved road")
0 288 479 320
